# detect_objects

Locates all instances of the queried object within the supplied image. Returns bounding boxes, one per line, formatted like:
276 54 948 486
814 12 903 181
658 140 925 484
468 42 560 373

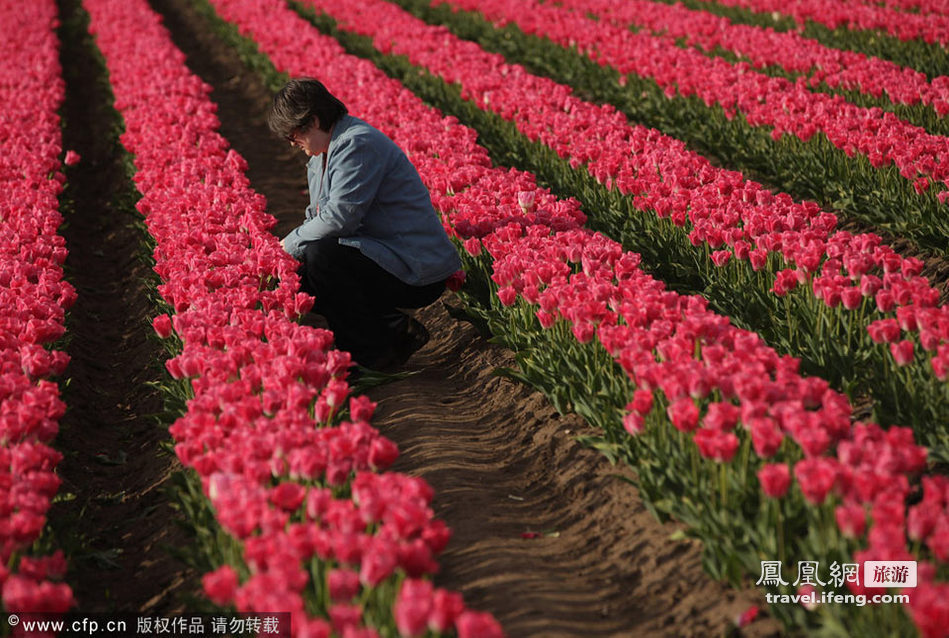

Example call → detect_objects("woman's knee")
301 236 341 275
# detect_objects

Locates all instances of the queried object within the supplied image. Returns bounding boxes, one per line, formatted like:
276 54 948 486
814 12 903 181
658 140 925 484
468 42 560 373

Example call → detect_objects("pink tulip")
629 389 653 415
840 286 863 310
327 569 361 602
152 313 173 338
907 580 949 638
269 482 307 511
623 410 646 435
794 458 839 505
693 428 740 462
758 463 791 498
394 579 434 637
703 402 739 431
750 417 784 458
329 604 363 635
867 318 901 343
202 565 239 606
368 437 399 470
455 611 506 638
835 504 867 539
497 286 517 306
890 339 915 366
667 397 700 432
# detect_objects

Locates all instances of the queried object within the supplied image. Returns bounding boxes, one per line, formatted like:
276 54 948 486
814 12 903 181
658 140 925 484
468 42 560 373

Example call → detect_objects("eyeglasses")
286 119 315 146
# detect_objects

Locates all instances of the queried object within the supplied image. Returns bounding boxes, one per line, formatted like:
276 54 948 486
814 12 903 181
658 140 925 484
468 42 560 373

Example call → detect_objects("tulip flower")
622 410 646 435
794 458 839 505
202 565 239 606
455 611 506 638
667 397 700 432
394 579 434 637
890 340 916 366
835 504 868 539
758 463 791 499
694 428 740 462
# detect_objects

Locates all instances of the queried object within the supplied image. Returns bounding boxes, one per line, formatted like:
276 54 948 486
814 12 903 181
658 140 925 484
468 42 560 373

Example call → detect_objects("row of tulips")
402 0 949 258
693 0 949 46
430 0 949 229
658 0 949 87
301 0 949 461
554 0 949 121
79 0 501 636
194 0 948 634
0 0 76 618
851 0 949 18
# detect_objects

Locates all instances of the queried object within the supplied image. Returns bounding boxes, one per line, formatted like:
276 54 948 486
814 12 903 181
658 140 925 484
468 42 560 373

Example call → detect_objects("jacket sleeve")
282 138 385 259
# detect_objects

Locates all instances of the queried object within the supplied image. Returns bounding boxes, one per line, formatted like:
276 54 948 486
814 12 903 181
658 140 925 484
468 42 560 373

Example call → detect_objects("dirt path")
49 0 196 614
145 0 783 635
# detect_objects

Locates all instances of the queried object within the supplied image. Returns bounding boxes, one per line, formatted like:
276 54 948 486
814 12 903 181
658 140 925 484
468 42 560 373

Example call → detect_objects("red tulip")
667 396 700 432
497 286 517 306
369 437 399 470
750 417 784 458
329 604 363 635
758 463 792 499
202 565 238 606
394 579 434 637
270 482 307 511
327 568 361 602
455 611 506 638
622 410 646 435
867 318 901 343
629 389 653 415
794 458 839 505
890 340 915 366
835 504 867 539
693 428 740 462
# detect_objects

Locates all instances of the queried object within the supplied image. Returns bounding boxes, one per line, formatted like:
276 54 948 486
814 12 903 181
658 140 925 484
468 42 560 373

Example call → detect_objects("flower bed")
193 0 949 635
555 0 949 121
0 0 76 617
854 0 949 18
80 0 502 635
692 0 949 46
294 0 949 462
430 0 949 220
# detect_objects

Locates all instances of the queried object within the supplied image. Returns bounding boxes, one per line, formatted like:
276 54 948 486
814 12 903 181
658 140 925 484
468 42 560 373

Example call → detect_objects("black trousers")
298 237 445 363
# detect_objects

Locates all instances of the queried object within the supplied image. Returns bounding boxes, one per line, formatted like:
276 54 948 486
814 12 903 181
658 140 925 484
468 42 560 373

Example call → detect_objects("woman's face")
288 119 332 157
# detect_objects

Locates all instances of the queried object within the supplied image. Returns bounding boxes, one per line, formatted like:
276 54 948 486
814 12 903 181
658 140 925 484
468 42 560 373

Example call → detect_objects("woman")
268 77 462 371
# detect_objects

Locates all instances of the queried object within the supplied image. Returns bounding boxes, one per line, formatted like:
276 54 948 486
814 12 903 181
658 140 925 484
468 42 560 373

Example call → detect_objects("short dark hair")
268 77 348 139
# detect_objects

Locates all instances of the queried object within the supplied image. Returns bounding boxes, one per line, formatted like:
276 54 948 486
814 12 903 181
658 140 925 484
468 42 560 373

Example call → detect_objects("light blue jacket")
282 114 461 286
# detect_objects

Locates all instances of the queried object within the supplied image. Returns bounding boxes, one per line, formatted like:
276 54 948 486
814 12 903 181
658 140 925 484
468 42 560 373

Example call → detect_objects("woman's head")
268 77 348 141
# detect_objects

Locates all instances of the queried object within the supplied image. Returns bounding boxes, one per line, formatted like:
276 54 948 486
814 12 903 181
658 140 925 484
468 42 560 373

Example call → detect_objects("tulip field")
4 0 949 635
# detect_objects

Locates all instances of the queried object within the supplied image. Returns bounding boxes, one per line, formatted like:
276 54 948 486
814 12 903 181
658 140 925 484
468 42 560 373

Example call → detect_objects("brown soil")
47 0 785 634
